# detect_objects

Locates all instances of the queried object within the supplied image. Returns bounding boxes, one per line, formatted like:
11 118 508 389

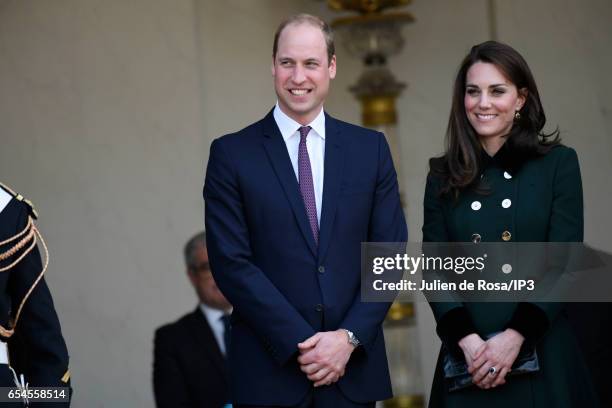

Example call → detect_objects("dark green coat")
422 145 598 407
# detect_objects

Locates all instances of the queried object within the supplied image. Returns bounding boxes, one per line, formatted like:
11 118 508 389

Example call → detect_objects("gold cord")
0 216 33 248
0 216 49 338
0 221 36 267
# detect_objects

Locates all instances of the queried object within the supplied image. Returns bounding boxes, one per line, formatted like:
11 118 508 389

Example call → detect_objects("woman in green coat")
423 41 598 407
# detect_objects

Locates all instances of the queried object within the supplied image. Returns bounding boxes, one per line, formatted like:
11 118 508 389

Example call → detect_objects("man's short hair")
272 14 335 64
184 231 206 270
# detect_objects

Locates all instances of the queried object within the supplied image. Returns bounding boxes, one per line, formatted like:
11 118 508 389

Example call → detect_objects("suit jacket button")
318 266 325 274
471 233 481 243
502 231 512 241
315 304 324 312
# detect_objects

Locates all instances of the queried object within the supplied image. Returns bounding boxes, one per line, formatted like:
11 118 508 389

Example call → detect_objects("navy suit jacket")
203 109 407 405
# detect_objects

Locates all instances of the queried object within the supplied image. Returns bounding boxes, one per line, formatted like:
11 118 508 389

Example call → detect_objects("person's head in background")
184 231 231 311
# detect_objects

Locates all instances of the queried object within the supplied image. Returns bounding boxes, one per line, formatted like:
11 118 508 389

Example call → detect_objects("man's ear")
328 55 337 79
187 268 197 286
271 58 276 77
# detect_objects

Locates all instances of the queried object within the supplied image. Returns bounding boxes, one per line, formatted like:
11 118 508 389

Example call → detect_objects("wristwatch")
341 329 360 348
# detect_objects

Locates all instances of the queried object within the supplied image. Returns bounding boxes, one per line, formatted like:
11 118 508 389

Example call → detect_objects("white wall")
0 0 204 406
0 0 610 406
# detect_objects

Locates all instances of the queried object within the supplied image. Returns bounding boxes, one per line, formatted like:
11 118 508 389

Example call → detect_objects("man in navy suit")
204 14 407 407
153 232 232 407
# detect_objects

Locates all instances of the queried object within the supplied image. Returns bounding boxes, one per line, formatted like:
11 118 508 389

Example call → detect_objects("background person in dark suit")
153 231 232 408
204 14 407 408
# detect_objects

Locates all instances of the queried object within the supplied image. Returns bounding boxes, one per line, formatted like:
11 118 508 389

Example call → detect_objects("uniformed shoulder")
0 182 38 219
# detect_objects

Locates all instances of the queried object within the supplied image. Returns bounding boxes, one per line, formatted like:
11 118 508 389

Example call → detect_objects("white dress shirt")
199 304 231 356
273 103 325 224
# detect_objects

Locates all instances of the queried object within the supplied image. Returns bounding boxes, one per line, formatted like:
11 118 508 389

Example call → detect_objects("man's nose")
291 65 306 84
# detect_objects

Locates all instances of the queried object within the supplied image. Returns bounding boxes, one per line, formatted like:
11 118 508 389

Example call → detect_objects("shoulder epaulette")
0 182 38 219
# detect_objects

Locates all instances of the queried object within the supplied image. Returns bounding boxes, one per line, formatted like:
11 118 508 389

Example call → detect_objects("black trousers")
235 384 376 408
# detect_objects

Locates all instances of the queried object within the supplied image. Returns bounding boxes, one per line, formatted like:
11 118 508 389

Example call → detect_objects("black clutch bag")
442 332 540 392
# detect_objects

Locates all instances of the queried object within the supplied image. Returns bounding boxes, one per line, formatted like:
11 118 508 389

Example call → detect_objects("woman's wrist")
458 333 481 351
503 328 525 344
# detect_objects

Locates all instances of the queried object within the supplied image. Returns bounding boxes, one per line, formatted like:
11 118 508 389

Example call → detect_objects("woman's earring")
514 110 521 121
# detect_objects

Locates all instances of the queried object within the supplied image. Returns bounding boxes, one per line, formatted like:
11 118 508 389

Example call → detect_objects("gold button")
471 233 481 243
502 231 512 241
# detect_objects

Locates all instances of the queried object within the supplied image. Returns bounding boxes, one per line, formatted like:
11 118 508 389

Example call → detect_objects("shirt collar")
273 103 326 142
199 303 231 322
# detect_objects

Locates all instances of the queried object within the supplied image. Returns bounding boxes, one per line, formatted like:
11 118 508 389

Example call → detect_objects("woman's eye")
466 89 479 96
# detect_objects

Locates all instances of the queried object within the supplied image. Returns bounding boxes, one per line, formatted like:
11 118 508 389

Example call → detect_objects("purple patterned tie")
298 126 319 245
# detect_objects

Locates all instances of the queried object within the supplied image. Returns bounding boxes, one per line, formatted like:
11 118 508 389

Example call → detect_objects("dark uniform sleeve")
7 202 71 407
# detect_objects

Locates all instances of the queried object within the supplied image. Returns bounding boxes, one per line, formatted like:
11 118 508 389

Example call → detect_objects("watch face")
343 329 359 346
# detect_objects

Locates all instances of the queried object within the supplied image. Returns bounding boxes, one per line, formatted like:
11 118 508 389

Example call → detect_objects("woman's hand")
470 329 525 389
458 333 486 378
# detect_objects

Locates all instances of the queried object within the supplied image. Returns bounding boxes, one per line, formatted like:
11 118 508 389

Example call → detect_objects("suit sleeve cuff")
505 302 549 346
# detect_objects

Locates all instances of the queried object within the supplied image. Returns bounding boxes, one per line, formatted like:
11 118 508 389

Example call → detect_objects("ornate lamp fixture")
329 0 414 127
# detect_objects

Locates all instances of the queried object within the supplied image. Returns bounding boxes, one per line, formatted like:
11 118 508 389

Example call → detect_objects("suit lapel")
261 110 318 257
318 114 345 262
188 308 226 375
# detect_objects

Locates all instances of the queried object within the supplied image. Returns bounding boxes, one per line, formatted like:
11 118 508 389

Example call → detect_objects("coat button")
504 171 512 179
502 231 512 241
471 201 482 211
318 266 325 274
315 304 324 312
471 233 481 243
502 199 512 208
